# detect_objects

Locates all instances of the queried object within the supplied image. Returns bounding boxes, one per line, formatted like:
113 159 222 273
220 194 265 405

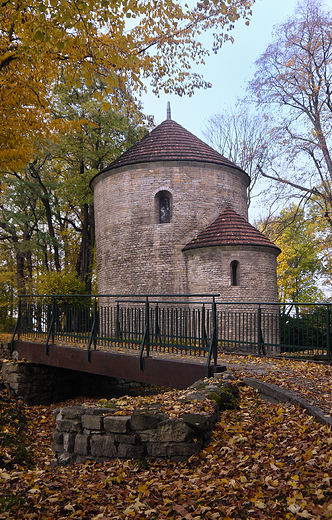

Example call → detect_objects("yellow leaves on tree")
261 204 328 303
0 58 56 171
0 0 254 169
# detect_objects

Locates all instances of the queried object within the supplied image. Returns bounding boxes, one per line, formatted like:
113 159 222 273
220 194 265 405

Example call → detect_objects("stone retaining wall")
1 360 148 405
0 343 11 363
52 376 238 466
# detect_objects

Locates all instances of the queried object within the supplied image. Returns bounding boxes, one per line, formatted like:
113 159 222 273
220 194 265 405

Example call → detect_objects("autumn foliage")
250 0 332 229
1 354 332 519
0 0 254 170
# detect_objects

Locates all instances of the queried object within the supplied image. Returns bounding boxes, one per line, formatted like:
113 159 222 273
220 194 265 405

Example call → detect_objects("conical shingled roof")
182 207 281 254
98 119 247 175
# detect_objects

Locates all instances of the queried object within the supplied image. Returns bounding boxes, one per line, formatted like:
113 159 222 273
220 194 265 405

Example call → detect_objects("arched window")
159 196 170 223
231 260 239 286
155 190 172 224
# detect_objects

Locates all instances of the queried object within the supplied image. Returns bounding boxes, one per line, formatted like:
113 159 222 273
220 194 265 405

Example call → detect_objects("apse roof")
97 118 248 176
182 207 281 254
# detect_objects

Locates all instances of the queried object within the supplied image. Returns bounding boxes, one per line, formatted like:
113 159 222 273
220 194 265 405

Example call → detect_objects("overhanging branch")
0 54 18 70
257 164 321 197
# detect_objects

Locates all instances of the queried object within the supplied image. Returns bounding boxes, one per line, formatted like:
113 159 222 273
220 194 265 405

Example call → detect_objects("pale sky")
140 0 332 220
140 0 302 137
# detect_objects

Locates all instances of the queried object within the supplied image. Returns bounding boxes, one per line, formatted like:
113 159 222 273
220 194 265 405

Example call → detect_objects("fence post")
45 296 55 356
87 296 98 362
93 297 98 351
17 298 22 341
257 306 262 355
155 303 160 348
201 304 206 350
257 305 266 356
145 296 150 358
11 297 22 352
257 305 262 355
212 297 217 365
52 296 55 346
139 296 150 370
327 304 331 364
116 302 120 342
206 297 218 377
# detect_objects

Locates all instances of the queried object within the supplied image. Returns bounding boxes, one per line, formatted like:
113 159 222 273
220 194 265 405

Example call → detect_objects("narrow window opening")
159 196 170 223
231 261 239 286
155 190 172 224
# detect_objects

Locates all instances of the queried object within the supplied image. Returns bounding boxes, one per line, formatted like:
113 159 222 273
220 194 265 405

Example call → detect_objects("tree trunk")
75 203 95 293
41 196 61 271
15 249 26 295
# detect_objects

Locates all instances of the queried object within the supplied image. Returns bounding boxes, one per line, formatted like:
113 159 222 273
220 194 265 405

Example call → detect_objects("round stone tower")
91 114 280 302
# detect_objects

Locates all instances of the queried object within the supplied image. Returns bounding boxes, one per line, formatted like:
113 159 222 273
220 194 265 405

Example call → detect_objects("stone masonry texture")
92 119 280 304
93 160 254 296
51 374 239 466
0 359 150 405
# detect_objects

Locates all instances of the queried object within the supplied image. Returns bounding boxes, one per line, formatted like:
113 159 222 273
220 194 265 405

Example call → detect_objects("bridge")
11 294 226 389
10 294 331 390
12 339 225 389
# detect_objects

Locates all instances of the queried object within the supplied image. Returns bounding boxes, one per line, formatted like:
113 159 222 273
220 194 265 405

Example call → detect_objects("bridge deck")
13 340 225 389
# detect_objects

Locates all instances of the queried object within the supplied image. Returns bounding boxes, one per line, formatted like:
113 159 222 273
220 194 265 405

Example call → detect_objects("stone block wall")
52 376 239 466
183 245 279 305
0 343 11 363
93 160 249 296
1 360 148 405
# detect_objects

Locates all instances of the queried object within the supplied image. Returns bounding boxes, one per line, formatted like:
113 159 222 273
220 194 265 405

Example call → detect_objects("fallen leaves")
89 386 218 419
221 352 332 416
0 384 331 519
0 395 36 469
1 352 332 518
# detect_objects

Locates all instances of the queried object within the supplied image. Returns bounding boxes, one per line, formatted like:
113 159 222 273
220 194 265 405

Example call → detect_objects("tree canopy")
249 0 332 226
0 80 147 301
260 204 330 303
0 0 257 303
0 0 254 169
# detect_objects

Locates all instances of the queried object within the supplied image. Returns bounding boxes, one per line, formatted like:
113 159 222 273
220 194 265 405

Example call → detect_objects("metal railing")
11 294 220 376
217 302 331 362
11 295 332 366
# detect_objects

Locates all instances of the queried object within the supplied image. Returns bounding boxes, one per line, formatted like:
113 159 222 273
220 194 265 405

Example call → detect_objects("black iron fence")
218 302 332 362
11 295 332 364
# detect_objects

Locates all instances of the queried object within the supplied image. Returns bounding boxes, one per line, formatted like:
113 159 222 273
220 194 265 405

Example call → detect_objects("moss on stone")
208 388 238 410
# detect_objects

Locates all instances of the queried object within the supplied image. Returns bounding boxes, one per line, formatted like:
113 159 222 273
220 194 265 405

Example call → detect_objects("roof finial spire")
166 101 171 120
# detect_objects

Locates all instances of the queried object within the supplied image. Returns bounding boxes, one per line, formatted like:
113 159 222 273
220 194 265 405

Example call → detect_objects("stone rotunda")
91 111 280 303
